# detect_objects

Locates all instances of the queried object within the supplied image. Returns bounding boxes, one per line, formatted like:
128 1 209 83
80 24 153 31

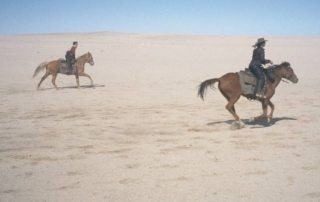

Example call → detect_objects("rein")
272 63 295 84
269 64 290 84
281 79 290 83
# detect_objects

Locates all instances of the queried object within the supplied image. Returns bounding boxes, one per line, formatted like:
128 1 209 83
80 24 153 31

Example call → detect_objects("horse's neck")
76 54 87 65
272 67 284 87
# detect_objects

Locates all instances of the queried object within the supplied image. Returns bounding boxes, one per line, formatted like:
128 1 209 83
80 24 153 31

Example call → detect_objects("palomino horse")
33 52 94 89
198 62 299 128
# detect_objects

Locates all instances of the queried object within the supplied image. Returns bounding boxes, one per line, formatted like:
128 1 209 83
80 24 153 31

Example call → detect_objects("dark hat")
73 41 78 45
253 38 267 47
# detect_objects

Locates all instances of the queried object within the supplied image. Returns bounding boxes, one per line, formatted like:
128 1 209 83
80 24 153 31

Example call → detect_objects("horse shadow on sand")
38 84 105 91
207 117 297 128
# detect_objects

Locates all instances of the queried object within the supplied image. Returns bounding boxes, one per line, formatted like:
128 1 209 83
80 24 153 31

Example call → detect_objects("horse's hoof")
238 120 245 129
230 121 245 130
249 117 255 123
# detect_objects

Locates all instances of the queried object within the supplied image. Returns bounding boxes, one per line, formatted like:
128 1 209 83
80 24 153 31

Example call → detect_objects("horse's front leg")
79 72 93 86
254 99 269 120
75 72 80 88
267 100 275 121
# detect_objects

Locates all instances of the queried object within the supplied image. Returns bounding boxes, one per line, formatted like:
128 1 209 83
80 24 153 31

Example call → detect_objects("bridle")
283 66 295 82
271 64 294 83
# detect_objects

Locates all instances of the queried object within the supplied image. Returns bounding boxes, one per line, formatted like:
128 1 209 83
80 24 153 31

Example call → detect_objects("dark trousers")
250 65 265 94
66 57 75 70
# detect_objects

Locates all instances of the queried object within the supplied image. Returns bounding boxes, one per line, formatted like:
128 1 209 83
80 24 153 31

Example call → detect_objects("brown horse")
33 52 95 89
198 62 299 128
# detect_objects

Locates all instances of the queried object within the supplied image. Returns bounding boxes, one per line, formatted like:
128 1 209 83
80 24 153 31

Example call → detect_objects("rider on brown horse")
65 41 78 72
249 38 273 98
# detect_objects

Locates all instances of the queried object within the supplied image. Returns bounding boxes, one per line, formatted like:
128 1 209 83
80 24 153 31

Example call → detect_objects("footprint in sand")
65 171 82 176
125 163 140 169
160 176 193 182
159 145 200 154
118 178 138 185
302 165 318 171
54 182 80 190
287 176 295 186
244 170 268 176
159 164 179 169
0 189 21 194
305 192 320 199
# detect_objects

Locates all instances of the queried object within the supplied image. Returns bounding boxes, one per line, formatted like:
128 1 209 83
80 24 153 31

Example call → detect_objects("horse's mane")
76 52 92 60
280 61 290 67
273 61 290 69
76 52 88 60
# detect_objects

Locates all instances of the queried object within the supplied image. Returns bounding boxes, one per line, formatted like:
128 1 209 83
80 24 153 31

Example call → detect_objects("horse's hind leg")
51 73 58 89
221 91 242 121
37 72 50 90
79 72 93 86
225 95 245 129
225 95 241 121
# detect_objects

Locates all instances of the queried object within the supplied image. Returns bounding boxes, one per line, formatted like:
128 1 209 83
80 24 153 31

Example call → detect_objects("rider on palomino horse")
249 38 273 98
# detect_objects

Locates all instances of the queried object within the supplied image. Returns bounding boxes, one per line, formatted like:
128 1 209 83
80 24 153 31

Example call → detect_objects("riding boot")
68 62 73 74
255 78 265 98
70 58 76 73
250 65 266 98
70 63 73 73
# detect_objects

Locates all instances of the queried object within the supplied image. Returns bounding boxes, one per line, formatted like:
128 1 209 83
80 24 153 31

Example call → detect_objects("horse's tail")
198 78 220 100
33 62 48 78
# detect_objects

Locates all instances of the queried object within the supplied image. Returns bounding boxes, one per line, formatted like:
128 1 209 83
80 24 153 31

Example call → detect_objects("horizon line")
1 30 319 38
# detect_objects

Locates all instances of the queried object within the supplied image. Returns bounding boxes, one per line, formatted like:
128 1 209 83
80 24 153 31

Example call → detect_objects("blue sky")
0 0 319 36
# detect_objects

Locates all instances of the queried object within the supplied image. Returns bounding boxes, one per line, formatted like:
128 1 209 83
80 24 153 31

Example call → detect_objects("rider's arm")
258 48 271 64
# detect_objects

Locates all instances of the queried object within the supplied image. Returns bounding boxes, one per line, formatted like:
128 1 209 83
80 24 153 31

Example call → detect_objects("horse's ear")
281 61 290 67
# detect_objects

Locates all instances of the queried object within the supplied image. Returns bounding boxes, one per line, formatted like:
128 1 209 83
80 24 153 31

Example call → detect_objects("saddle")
58 58 76 75
238 67 274 96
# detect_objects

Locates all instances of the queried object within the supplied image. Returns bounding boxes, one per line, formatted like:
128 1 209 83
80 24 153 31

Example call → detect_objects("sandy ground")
0 33 320 202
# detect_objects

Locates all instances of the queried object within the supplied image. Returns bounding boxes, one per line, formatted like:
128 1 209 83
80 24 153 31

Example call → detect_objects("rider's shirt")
249 47 270 67
69 46 76 59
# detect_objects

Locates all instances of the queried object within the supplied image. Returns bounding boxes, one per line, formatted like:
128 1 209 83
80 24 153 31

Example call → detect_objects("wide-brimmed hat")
253 38 267 47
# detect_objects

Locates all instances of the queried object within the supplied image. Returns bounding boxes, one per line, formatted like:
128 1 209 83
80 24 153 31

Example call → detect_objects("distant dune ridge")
0 32 320 202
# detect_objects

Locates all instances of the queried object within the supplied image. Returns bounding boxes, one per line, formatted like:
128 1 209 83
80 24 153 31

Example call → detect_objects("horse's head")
279 62 299 83
86 52 94 66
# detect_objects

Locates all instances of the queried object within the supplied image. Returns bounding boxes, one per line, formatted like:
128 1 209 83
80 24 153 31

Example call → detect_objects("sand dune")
0 33 320 201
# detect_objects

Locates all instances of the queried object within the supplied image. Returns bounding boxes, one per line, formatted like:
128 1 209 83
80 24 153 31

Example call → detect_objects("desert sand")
0 32 320 202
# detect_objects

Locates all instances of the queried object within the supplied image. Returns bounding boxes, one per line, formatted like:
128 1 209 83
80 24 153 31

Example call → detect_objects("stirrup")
256 93 266 99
